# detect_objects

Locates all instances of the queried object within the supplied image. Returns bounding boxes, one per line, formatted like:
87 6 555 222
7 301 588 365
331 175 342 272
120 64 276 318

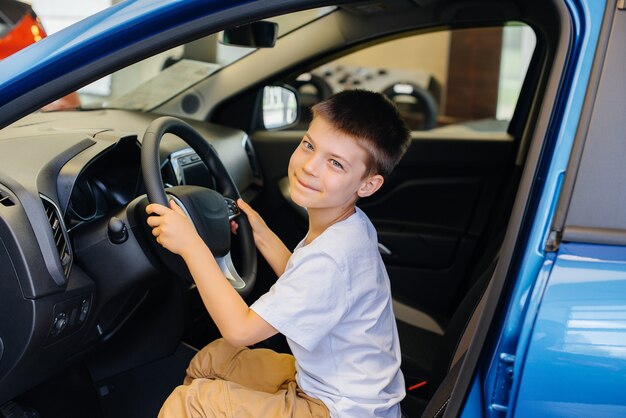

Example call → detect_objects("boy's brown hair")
311 89 411 177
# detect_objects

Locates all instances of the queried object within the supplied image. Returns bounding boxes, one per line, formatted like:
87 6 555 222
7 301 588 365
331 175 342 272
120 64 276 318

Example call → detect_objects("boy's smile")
294 175 319 192
288 116 382 222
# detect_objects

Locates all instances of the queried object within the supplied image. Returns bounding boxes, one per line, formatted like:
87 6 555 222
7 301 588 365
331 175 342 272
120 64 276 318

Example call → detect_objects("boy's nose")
302 155 320 176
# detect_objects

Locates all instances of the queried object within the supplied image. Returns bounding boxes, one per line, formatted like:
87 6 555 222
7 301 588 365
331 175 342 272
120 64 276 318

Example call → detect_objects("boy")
147 89 411 417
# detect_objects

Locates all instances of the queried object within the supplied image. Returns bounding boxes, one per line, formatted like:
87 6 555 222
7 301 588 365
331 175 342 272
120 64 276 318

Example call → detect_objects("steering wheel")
140 116 256 297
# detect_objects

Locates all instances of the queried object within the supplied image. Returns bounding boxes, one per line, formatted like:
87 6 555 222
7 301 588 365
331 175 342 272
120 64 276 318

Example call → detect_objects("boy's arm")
235 199 291 276
182 241 278 347
251 226 292 277
146 201 278 347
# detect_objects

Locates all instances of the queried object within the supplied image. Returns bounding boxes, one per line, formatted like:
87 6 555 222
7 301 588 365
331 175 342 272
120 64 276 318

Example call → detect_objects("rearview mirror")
221 21 278 48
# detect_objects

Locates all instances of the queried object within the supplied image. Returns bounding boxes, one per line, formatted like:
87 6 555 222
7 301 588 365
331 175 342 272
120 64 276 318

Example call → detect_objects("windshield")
73 7 335 112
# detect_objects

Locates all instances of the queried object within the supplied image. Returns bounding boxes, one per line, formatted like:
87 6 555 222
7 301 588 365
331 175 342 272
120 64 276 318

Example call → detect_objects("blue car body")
514 244 626 417
0 0 624 417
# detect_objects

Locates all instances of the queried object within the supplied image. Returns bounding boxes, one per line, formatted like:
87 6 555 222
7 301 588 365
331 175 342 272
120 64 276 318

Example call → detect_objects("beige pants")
158 339 330 418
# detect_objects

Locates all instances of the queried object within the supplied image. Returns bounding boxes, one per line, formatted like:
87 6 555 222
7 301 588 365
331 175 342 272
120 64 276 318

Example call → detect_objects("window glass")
75 7 336 110
263 86 298 129
287 24 536 132
497 25 536 120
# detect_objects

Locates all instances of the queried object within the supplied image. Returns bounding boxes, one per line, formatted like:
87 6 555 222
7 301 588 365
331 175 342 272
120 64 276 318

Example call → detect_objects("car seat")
400 239 500 417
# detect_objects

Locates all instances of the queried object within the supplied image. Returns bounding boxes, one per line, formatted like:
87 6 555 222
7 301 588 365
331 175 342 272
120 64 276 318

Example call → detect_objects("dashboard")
0 109 261 402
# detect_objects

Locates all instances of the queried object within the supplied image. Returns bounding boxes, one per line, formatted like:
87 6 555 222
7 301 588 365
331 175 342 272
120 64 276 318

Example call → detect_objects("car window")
76 6 336 110
284 24 535 132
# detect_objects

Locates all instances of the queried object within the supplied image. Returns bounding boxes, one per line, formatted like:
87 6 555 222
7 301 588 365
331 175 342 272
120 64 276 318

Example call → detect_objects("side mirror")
262 85 299 130
221 21 278 48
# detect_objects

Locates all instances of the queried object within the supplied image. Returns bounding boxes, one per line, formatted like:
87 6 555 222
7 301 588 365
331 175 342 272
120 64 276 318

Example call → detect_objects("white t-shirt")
251 207 405 418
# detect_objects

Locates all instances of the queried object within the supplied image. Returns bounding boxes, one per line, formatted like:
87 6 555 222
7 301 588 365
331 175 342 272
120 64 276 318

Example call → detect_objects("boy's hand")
231 198 291 277
146 200 204 257
230 199 268 245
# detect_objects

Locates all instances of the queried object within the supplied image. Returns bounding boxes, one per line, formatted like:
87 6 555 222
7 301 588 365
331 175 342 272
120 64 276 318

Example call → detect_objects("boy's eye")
303 140 313 150
330 159 344 169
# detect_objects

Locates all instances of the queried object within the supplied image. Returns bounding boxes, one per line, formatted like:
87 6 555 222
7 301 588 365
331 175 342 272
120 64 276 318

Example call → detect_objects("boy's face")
288 116 383 212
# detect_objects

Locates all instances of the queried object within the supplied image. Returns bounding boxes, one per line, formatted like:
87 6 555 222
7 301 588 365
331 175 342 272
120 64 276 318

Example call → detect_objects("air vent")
41 196 72 278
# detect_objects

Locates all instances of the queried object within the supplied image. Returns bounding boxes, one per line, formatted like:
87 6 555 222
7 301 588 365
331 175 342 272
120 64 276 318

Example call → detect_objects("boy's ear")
357 174 384 198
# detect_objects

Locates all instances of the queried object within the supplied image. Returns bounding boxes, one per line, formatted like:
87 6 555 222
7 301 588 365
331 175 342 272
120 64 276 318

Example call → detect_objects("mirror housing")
221 21 278 48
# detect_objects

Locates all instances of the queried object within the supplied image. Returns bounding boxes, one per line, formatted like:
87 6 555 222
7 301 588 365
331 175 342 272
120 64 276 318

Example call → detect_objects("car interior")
0 0 566 417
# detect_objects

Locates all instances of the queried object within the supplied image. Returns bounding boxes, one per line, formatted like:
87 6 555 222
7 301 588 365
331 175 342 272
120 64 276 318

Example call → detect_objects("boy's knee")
186 338 247 381
158 384 190 418
159 379 228 418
